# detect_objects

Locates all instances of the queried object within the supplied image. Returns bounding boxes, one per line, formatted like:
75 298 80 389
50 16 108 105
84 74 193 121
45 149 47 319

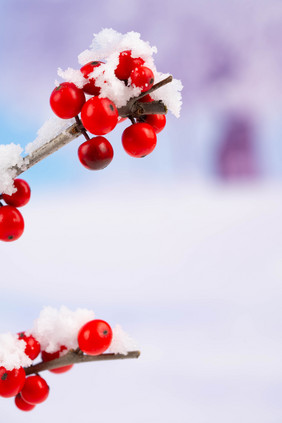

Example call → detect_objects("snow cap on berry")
0 333 32 371
108 325 138 355
57 67 87 89
32 306 95 353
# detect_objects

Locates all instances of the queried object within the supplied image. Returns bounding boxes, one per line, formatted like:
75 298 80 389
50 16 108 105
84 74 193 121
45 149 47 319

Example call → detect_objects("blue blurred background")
1 0 282 421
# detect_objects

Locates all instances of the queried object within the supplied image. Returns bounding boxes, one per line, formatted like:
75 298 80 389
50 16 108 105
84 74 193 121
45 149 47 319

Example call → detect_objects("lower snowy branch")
24 350 141 376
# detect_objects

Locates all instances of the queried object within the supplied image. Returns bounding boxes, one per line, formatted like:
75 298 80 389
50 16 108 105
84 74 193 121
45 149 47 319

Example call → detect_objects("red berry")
131 56 145 69
81 97 118 135
0 367 26 398
78 319 113 356
115 50 145 81
41 346 73 374
80 61 103 96
143 114 166 134
18 332 41 361
2 179 31 208
50 82 86 119
130 66 154 92
122 123 157 158
0 205 24 242
15 393 36 411
78 137 114 170
21 375 49 404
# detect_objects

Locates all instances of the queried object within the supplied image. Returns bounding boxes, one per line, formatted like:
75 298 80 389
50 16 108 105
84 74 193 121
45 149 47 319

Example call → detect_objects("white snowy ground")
1 180 282 422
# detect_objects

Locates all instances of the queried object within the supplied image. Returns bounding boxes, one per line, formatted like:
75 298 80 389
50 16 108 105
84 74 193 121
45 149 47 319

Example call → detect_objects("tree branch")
11 76 173 178
24 350 141 376
117 75 172 117
13 123 82 178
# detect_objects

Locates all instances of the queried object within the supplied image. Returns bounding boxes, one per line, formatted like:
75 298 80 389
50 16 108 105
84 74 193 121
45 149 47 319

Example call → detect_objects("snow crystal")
32 306 136 355
57 67 87 89
0 143 24 195
25 116 75 155
79 28 157 64
0 333 32 371
32 306 95 353
108 324 137 355
151 72 183 118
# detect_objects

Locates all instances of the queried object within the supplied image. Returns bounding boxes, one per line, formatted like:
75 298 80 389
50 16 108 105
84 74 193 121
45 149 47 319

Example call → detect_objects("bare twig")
24 350 141 376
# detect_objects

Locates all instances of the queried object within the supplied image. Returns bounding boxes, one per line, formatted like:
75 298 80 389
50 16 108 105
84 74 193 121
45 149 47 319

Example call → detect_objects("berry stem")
75 115 90 141
128 116 136 125
24 350 140 375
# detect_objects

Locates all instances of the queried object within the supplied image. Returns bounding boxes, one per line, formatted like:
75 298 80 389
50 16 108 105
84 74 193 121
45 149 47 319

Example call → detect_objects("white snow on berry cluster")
59 28 183 116
0 28 182 195
0 333 32 371
0 306 137 371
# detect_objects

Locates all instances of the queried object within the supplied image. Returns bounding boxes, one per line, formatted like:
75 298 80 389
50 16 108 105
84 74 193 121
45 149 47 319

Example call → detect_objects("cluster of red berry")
50 50 166 170
0 179 31 242
0 319 112 411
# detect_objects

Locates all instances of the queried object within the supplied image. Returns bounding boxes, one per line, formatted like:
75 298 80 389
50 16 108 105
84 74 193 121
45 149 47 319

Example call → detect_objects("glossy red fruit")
2 179 31 208
78 137 114 170
0 206 24 242
130 66 154 92
81 97 118 135
80 61 103 96
122 123 157 158
115 50 144 81
0 367 26 398
18 332 41 361
50 82 86 119
15 393 36 411
41 346 73 374
21 375 49 404
144 114 166 134
78 319 113 356
131 56 145 69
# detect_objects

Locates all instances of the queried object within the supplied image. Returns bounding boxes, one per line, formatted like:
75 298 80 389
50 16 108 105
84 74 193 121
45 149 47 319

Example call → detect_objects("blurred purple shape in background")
217 115 259 180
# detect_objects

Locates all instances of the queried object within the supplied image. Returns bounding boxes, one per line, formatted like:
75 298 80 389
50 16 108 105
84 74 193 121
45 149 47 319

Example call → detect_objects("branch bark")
12 75 173 178
24 350 141 376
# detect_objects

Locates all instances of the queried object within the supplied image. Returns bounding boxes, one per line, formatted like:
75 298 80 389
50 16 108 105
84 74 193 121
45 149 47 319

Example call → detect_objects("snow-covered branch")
12 76 172 179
